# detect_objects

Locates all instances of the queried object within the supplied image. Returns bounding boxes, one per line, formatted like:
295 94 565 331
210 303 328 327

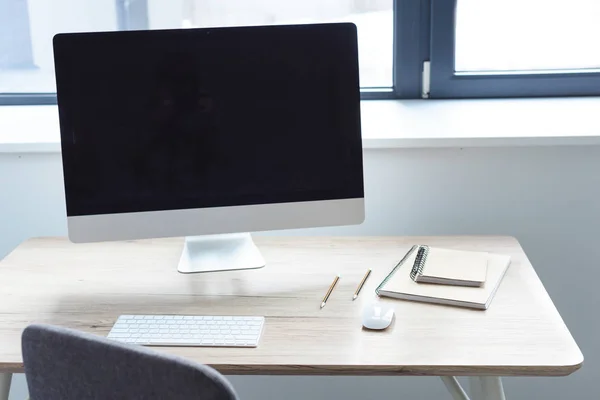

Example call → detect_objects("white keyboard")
107 315 265 347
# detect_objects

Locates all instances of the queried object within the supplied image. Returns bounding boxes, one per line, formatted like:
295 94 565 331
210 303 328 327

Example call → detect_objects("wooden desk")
0 236 583 400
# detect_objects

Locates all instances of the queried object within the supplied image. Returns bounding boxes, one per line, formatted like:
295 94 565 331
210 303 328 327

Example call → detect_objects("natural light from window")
0 0 393 94
455 0 600 73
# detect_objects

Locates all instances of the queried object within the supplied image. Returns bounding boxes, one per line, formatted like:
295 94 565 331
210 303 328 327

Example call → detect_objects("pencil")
352 268 372 300
320 274 340 308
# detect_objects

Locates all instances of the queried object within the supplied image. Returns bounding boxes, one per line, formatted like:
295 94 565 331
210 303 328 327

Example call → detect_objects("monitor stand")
177 233 266 274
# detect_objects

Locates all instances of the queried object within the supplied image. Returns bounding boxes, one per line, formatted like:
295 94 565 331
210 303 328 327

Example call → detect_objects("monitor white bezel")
67 198 364 243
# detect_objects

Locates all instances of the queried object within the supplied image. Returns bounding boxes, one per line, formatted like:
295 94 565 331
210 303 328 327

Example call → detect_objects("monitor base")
177 233 266 274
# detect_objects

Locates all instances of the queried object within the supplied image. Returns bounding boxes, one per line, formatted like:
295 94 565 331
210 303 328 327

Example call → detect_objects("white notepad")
409 246 488 287
377 246 511 310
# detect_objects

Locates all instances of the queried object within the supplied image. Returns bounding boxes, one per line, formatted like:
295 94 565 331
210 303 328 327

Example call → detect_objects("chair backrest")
22 323 239 400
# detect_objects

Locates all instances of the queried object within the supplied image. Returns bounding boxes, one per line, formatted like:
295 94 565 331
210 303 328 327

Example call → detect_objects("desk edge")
0 360 584 377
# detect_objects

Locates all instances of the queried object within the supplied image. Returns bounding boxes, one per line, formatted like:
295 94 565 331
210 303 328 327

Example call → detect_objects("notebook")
410 245 488 287
376 246 511 310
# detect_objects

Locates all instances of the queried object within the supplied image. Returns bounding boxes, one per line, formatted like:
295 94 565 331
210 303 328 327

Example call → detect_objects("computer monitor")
53 23 364 273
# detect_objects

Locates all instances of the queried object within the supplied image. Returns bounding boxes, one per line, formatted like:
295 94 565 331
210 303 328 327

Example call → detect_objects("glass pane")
455 0 600 73
0 0 117 93
0 0 392 94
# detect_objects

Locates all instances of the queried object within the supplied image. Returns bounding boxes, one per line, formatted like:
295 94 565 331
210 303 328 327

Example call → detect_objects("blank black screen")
53 23 363 216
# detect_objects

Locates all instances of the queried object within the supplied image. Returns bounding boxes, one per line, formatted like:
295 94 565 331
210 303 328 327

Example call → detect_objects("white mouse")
362 302 395 330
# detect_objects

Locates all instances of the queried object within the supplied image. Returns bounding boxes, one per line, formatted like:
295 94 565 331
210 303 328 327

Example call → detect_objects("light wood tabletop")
0 236 583 377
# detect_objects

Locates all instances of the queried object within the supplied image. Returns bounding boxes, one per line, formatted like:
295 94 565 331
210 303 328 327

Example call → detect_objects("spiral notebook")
410 245 488 287
376 246 511 310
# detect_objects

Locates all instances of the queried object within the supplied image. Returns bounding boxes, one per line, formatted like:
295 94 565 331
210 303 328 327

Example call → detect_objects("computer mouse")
361 302 395 330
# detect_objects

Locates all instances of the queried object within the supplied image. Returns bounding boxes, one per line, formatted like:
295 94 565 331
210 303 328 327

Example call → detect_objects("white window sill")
1 97 600 153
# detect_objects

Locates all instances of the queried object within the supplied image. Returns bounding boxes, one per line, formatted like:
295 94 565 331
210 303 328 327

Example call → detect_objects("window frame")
6 0 599 105
0 93 57 105
429 0 600 99
393 0 430 99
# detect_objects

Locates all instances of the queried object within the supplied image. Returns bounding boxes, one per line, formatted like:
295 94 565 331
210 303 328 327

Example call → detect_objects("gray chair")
22 323 239 400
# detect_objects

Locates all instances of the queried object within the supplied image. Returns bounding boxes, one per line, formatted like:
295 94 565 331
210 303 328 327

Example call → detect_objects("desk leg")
469 376 506 400
440 376 470 400
0 373 12 400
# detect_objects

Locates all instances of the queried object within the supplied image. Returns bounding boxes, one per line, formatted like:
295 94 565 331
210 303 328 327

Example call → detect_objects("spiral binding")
410 245 430 281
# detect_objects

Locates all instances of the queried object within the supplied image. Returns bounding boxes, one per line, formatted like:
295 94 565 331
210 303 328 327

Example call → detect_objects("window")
1 0 600 105
0 0 393 104
145 0 393 89
455 0 600 73
429 0 600 98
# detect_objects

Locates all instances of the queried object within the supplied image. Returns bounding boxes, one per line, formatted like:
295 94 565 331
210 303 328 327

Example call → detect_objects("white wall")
2 146 599 399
